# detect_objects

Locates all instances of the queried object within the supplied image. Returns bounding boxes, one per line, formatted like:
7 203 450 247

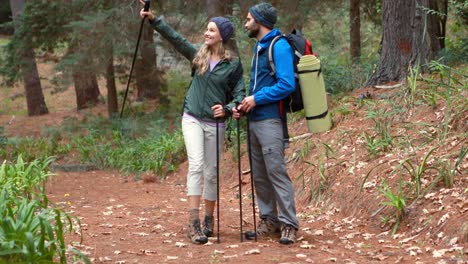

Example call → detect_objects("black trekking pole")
236 105 243 242
215 104 221 244
120 0 151 118
245 118 257 241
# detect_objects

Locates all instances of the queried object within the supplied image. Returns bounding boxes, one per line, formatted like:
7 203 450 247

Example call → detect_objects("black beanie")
249 2 277 29
209 17 234 43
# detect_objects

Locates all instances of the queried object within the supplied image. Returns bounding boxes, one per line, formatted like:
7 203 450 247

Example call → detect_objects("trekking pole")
246 118 257 241
236 105 243 242
120 0 151 118
215 104 221 244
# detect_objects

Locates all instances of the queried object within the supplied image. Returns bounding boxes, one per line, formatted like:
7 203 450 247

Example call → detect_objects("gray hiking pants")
249 118 299 229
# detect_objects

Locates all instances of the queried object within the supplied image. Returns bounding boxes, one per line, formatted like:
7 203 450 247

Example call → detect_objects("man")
233 2 299 245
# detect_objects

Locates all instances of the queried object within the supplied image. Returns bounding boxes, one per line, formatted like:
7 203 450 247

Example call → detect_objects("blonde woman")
140 5 245 244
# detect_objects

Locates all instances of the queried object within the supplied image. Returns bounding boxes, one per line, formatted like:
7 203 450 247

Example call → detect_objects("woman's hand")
139 0 155 20
211 104 225 119
232 105 244 120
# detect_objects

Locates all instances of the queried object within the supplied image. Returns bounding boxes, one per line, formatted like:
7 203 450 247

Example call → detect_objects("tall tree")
72 67 101 110
66 37 101 110
428 0 448 50
8 0 48 116
238 0 257 20
135 23 161 100
205 0 241 56
350 0 361 62
0 0 13 34
105 47 118 117
275 0 304 32
367 0 444 86
206 0 231 17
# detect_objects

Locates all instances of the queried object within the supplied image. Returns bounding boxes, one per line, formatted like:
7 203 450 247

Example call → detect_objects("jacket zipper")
253 45 261 92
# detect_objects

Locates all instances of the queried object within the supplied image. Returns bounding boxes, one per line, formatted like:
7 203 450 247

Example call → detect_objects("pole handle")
143 0 150 11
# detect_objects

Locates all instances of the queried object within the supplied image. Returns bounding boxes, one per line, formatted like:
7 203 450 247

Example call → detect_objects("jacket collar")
257 28 282 50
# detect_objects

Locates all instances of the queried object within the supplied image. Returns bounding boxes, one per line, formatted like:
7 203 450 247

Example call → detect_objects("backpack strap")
267 35 282 77
268 35 302 78
268 35 294 145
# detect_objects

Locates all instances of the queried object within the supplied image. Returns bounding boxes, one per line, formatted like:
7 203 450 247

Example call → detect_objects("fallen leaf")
432 249 447 258
313 230 324 236
245 249 260 255
300 244 315 249
133 232 149 237
448 237 458 245
98 256 112 262
438 213 450 226
175 242 187 248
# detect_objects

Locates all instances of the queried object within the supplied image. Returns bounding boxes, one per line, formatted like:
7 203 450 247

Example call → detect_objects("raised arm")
140 4 197 61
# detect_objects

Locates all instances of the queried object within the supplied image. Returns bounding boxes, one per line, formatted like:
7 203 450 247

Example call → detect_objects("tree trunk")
277 0 303 32
367 0 442 86
22 48 48 115
239 0 257 21
0 0 13 34
350 0 361 62
205 0 230 17
428 0 447 50
205 0 240 56
106 47 118 118
9 0 48 116
135 21 161 101
72 64 101 110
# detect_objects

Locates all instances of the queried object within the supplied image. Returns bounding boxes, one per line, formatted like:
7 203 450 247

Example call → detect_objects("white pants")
182 116 225 201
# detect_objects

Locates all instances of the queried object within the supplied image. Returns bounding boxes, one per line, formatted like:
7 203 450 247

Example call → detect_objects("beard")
247 24 260 38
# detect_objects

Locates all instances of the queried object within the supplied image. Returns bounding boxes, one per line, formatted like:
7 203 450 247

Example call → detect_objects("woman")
140 6 245 245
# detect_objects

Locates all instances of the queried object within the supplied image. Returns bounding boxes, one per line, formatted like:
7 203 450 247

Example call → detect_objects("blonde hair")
192 42 234 75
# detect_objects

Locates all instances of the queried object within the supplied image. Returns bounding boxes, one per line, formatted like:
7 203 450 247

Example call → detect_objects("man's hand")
241 96 256 113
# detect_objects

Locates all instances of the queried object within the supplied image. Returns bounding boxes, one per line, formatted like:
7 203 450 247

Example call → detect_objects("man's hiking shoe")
244 219 280 240
187 219 208 244
202 215 214 237
279 224 297 245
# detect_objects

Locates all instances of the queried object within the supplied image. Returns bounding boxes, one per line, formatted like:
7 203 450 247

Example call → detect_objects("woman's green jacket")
150 17 245 122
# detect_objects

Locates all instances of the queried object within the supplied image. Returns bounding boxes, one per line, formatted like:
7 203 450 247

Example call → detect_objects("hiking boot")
202 215 214 237
245 219 280 240
279 224 297 245
187 219 208 244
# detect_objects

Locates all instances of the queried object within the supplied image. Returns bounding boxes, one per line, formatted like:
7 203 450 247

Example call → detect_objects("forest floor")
0 61 466 263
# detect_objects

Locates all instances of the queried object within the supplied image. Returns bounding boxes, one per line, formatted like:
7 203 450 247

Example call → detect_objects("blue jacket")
248 29 295 121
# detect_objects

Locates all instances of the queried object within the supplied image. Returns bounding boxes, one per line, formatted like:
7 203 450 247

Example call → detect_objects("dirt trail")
46 167 453 264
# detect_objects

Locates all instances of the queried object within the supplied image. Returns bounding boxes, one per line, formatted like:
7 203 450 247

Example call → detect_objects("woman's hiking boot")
279 224 297 245
244 218 280 240
187 219 208 244
202 215 214 237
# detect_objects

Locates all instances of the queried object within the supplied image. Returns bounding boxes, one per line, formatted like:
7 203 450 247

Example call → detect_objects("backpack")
268 29 314 113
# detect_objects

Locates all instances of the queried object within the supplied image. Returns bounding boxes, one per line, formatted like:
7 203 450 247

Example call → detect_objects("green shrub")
0 157 89 264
